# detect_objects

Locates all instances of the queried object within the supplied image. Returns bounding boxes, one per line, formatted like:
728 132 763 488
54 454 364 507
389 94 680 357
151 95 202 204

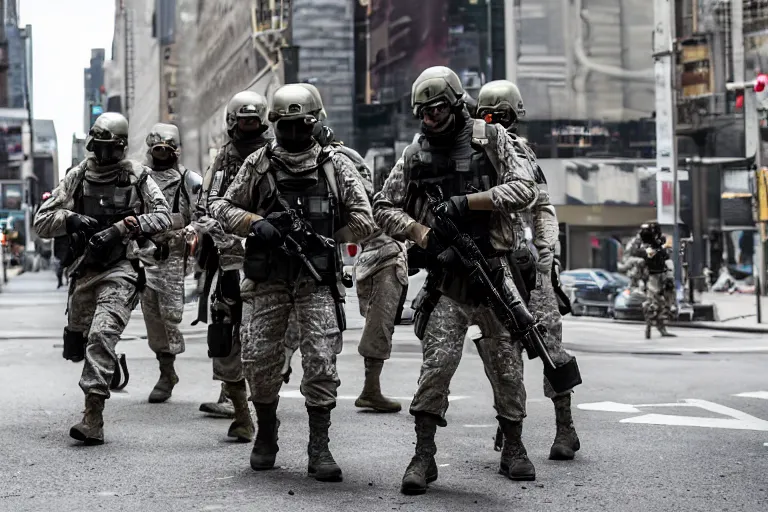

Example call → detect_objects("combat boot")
657 320 676 337
148 352 179 403
225 380 254 442
199 383 235 418
307 406 343 482
250 400 280 470
69 393 105 445
644 322 652 339
355 357 402 413
400 413 439 495
498 417 536 481
549 394 581 460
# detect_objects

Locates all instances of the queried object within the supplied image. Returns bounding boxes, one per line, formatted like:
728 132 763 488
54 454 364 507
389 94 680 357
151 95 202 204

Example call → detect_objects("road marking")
579 399 768 431
463 424 496 428
278 389 469 402
577 401 641 413
734 391 768 400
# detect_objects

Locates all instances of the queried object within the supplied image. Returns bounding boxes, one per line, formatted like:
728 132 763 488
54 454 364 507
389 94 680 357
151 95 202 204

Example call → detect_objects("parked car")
560 268 625 317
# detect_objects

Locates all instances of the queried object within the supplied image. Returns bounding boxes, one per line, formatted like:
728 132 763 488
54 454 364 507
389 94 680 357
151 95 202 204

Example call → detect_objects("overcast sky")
20 0 116 179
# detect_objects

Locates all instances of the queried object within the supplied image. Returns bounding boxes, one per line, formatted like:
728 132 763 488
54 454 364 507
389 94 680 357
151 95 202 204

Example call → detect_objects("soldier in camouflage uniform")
209 84 376 482
639 221 677 339
191 91 273 441
474 80 580 461
277 83 404 413
374 67 543 494
34 113 172 445
139 123 201 404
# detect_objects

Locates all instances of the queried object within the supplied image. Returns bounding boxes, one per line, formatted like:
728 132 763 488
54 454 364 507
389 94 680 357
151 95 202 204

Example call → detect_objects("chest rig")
217 143 246 198
73 167 141 269
249 147 341 284
403 128 498 256
645 246 669 274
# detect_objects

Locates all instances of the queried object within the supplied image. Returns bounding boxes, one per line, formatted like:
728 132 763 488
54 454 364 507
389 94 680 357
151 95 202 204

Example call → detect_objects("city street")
1 271 767 511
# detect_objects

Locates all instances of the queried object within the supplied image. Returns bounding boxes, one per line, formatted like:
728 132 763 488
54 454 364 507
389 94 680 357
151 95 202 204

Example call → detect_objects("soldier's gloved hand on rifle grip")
66 214 99 235
122 216 141 238
249 218 283 248
435 195 469 222
88 225 123 254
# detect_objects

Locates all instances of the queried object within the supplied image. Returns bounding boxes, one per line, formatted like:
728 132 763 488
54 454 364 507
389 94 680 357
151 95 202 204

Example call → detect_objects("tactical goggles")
145 132 178 150
419 101 451 119
236 104 263 120
89 127 118 142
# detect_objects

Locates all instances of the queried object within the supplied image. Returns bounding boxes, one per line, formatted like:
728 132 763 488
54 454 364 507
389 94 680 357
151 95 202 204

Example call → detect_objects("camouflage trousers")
643 274 675 324
356 264 406 360
482 272 575 398
240 279 342 408
141 287 185 356
412 294 526 424
68 276 139 398
211 269 243 383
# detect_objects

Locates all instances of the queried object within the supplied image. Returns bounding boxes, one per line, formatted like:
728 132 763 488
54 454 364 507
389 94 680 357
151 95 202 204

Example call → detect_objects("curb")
562 342 768 356
568 316 768 334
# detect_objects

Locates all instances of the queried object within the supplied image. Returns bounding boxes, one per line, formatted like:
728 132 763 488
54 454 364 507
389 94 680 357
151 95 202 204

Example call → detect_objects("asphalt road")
1 271 767 512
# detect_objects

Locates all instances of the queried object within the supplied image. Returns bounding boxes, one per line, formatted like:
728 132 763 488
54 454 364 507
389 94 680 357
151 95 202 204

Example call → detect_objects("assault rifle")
270 209 336 283
423 186 582 395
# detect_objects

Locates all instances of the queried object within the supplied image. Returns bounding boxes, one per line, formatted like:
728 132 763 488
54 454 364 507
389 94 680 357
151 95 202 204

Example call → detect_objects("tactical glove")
65 214 99 235
88 225 123 255
249 218 283 248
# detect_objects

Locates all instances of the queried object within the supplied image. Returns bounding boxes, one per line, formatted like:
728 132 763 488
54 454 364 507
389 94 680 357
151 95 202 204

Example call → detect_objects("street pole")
653 0 682 291
729 0 764 320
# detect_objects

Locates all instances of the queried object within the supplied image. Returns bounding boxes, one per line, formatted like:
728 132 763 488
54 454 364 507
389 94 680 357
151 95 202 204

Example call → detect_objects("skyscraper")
84 49 106 131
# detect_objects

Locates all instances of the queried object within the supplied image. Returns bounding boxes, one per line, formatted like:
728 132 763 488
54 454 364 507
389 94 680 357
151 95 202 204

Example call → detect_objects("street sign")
578 395 768 431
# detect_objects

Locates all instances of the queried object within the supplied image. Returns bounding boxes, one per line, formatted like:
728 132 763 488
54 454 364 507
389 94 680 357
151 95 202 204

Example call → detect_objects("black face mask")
233 124 269 141
275 118 315 153
91 141 123 166
150 145 177 169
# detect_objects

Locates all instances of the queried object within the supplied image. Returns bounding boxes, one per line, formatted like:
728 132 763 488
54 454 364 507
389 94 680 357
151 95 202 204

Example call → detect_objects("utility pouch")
62 327 87 362
412 286 442 340
207 322 235 358
243 238 271 282
544 355 583 394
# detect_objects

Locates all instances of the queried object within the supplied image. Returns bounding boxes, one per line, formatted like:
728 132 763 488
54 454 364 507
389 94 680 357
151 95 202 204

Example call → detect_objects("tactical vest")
74 166 142 269
248 147 341 283
403 122 498 256
216 143 247 198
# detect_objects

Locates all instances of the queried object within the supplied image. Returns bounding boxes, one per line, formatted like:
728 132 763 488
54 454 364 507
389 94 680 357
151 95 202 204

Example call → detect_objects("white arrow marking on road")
734 391 768 400
579 399 768 431
277 389 468 401
577 401 642 413
620 399 768 431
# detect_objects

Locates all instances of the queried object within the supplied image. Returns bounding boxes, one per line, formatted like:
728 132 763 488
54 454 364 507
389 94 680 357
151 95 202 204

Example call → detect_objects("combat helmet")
410 66 465 118
145 123 181 151
476 80 526 128
226 91 269 135
85 112 129 151
267 84 323 123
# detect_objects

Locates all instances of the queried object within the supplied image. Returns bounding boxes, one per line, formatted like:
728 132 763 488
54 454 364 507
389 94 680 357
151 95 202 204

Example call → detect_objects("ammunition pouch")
544 355 582 394
412 279 442 340
243 237 272 283
62 327 87 362
207 320 235 358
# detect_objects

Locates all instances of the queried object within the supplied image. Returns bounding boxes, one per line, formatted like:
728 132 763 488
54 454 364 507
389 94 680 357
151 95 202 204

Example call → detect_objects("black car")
560 268 626 317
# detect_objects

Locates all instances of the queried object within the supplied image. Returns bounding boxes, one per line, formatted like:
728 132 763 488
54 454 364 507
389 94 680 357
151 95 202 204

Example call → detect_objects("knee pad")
62 328 87 362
